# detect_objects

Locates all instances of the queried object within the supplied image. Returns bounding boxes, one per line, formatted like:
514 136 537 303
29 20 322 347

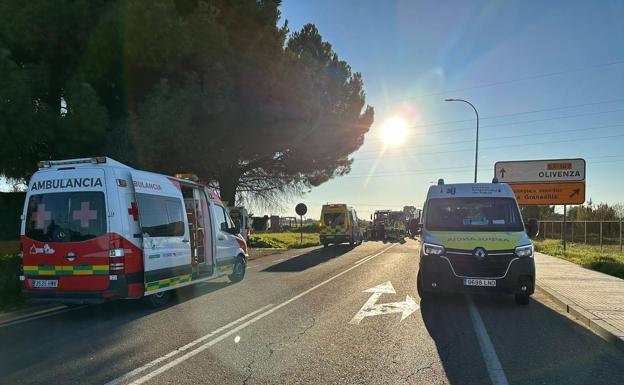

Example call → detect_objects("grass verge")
249 232 320 249
534 239 624 279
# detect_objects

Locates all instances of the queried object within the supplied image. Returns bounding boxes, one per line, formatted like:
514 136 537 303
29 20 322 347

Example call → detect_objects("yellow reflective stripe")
145 274 192 291
23 265 110 276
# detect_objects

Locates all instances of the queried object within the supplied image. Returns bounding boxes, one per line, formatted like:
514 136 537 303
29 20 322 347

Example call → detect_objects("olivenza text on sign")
494 158 585 184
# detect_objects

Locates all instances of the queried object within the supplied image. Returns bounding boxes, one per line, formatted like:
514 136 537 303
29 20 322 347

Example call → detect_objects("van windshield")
425 197 524 232
25 192 107 242
324 212 346 226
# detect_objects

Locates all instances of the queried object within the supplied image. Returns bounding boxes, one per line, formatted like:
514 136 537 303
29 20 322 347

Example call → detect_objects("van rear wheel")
144 290 172 308
229 257 246 283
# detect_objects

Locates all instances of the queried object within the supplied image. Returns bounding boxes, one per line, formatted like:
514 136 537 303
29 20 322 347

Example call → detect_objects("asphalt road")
1 240 623 385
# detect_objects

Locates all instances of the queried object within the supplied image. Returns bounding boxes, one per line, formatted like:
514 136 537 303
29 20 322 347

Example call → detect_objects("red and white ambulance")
19 157 247 306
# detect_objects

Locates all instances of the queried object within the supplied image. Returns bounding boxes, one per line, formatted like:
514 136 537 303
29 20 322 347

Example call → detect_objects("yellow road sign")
509 182 585 205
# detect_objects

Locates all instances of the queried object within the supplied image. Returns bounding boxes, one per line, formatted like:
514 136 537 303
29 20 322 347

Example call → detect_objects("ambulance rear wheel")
144 290 172 308
229 257 246 283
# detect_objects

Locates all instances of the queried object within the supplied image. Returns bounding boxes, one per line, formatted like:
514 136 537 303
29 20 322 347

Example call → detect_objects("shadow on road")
0 280 232 384
420 292 624 385
261 245 354 272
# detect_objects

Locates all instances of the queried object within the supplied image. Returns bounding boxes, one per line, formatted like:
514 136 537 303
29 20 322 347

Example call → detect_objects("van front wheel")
515 293 530 305
229 257 246 283
417 271 429 300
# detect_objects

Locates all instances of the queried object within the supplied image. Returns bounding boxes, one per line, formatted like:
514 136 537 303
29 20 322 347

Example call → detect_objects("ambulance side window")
136 193 185 237
212 205 227 232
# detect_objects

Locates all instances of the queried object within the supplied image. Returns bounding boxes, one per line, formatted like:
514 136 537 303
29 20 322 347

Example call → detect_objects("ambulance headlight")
515 244 533 258
423 243 445 256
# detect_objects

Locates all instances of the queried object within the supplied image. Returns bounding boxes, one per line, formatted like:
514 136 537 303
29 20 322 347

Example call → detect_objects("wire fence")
539 220 624 252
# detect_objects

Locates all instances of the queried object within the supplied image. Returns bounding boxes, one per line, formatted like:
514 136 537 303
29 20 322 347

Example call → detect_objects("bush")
0 254 24 311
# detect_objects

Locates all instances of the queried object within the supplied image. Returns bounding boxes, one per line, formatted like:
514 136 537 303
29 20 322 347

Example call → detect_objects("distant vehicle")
387 211 407 240
371 210 390 240
20 157 248 307
319 204 364 247
229 206 251 242
418 179 539 305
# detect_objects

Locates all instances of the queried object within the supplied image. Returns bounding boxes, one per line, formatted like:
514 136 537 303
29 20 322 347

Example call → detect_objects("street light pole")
445 98 479 183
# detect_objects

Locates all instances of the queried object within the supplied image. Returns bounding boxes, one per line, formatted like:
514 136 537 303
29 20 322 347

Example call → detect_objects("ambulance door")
136 192 192 291
195 188 214 275
210 204 237 275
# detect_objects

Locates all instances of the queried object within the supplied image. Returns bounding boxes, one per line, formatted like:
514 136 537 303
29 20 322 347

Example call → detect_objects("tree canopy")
0 0 374 206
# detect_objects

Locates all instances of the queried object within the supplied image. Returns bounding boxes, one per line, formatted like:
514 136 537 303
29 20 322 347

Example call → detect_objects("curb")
535 280 624 353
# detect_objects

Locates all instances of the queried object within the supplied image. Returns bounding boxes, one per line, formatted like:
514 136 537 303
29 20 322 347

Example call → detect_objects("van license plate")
463 278 496 287
31 279 58 288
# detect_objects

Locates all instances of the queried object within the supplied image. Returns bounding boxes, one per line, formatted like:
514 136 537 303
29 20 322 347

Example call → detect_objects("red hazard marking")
31 204 52 229
73 201 98 228
128 202 139 221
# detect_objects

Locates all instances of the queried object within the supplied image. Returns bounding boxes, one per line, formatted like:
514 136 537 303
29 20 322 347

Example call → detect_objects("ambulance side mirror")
526 219 539 238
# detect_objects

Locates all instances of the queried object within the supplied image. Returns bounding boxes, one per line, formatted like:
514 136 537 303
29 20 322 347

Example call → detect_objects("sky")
3 1 623 222
275 0 624 220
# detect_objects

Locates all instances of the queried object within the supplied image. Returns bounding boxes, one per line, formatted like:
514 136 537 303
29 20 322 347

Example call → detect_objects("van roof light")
175 173 199 182
437 178 445 185
492 177 499 183
37 160 51 168
94 157 107 164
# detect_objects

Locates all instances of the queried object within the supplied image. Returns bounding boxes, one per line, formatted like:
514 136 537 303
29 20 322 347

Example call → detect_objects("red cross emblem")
72 201 98 228
128 202 139 221
31 204 52 229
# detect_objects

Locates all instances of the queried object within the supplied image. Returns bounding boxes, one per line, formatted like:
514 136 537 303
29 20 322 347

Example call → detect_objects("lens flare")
381 117 408 146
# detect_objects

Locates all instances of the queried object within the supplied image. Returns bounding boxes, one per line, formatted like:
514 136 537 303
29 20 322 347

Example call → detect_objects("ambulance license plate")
463 278 496 287
31 279 58 289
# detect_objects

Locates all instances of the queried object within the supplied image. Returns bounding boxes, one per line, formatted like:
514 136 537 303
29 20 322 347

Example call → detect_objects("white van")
418 180 538 305
20 157 247 307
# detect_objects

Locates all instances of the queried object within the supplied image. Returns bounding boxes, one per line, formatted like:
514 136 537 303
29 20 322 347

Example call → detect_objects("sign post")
495 158 586 248
295 203 308 245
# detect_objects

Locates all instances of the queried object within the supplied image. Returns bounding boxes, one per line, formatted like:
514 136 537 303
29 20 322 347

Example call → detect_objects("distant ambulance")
319 204 363 247
418 180 538 305
228 206 251 243
20 157 247 307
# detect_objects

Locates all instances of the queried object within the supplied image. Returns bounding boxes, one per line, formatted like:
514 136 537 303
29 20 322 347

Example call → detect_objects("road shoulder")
535 252 624 353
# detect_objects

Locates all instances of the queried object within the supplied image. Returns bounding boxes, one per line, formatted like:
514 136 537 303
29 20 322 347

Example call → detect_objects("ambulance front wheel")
144 290 172 308
229 256 246 283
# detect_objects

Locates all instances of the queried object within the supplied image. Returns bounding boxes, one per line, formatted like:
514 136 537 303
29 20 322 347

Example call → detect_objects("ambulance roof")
36 157 224 205
426 183 515 199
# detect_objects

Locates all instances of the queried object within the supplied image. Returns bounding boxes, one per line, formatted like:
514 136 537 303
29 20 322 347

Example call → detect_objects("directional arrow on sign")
499 168 506 178
570 188 580 198
349 281 419 325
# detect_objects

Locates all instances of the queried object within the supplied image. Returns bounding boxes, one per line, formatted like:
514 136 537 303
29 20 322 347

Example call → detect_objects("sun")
381 116 408 146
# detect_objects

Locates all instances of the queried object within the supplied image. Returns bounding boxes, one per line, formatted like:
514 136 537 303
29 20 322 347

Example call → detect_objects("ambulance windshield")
426 197 524 232
25 192 107 242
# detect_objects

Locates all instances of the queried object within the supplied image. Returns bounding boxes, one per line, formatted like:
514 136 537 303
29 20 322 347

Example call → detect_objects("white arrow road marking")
349 281 419 324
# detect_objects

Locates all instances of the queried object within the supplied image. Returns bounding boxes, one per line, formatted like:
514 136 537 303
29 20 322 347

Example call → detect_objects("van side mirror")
526 219 539 238
220 222 227 232
234 221 241 234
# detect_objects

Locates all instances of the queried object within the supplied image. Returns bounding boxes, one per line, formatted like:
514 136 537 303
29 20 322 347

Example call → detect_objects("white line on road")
104 304 274 385
0 305 86 329
466 296 509 385
123 243 397 385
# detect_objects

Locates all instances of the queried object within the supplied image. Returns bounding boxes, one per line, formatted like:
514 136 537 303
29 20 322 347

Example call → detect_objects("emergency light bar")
37 157 107 169
175 173 199 182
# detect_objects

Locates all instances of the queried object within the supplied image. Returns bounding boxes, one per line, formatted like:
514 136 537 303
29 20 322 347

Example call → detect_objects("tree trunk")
218 174 239 207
